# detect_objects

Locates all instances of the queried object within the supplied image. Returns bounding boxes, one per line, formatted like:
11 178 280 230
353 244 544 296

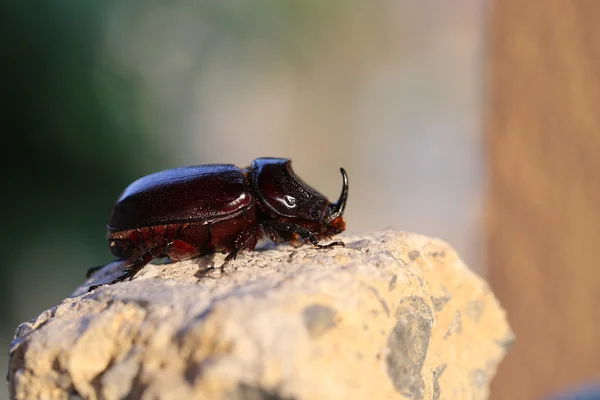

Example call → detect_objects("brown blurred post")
487 1 600 399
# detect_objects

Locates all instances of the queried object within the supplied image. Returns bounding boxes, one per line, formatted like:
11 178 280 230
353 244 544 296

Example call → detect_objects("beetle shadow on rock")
192 254 219 281
254 239 305 254
253 241 280 253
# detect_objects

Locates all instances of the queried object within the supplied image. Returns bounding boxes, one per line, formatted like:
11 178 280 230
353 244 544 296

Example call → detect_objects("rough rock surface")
8 231 513 400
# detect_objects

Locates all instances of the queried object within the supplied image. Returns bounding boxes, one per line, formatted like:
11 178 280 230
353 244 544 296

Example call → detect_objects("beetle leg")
88 261 142 291
224 252 236 262
315 240 345 249
224 227 258 262
263 220 345 249
115 260 147 283
264 226 296 244
314 234 344 248
263 221 319 246
88 246 164 291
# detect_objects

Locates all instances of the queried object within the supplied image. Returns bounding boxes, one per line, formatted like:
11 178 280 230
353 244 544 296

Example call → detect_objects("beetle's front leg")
314 240 345 249
262 220 344 249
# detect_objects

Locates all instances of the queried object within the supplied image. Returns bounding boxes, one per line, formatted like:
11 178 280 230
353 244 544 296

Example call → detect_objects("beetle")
87 158 348 289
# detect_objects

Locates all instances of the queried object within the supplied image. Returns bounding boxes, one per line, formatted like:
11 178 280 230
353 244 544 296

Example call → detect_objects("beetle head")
251 158 348 236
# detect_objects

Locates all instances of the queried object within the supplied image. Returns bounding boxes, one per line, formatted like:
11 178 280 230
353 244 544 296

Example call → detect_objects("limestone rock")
8 230 513 400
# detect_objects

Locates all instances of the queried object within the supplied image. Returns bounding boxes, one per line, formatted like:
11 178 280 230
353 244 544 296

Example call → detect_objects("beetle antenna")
327 167 348 222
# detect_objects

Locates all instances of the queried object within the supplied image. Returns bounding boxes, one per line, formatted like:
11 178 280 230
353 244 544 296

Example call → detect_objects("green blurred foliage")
0 1 164 335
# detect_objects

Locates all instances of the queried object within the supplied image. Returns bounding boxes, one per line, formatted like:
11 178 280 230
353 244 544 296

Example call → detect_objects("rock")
7 230 512 400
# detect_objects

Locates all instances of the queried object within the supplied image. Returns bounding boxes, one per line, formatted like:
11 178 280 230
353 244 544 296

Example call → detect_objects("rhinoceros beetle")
87 158 348 289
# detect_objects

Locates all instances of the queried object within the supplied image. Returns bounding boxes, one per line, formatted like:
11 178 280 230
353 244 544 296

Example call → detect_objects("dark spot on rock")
367 286 390 317
431 287 451 312
471 369 487 389
376 353 381 360
363 324 369 331
432 380 440 399
68 390 84 400
496 330 516 351
229 384 296 400
386 296 434 399
365 248 370 253
432 363 447 400
388 275 398 291
429 250 446 258
431 296 450 312
408 250 420 261
444 311 462 339
288 251 297 260
127 363 146 399
118 298 153 311
184 360 201 385
465 300 484 323
435 363 447 376
192 307 214 323
302 304 337 338
346 239 370 250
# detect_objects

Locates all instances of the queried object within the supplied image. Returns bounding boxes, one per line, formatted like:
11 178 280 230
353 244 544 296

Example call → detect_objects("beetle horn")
327 167 348 222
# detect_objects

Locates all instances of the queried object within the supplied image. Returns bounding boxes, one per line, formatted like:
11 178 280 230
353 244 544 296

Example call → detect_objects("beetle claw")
88 283 102 292
314 240 345 249
225 251 237 262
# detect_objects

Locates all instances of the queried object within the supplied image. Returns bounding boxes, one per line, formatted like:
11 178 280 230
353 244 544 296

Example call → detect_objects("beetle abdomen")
108 207 259 260
108 165 253 230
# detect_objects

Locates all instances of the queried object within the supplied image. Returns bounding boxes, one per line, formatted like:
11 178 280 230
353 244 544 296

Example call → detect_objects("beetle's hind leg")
88 259 147 292
88 246 165 291
86 258 138 279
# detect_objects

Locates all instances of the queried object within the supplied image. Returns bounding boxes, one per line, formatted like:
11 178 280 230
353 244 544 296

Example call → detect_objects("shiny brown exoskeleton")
87 158 348 290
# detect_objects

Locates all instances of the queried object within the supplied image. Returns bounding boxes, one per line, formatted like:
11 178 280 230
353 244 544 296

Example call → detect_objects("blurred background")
2 1 599 399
